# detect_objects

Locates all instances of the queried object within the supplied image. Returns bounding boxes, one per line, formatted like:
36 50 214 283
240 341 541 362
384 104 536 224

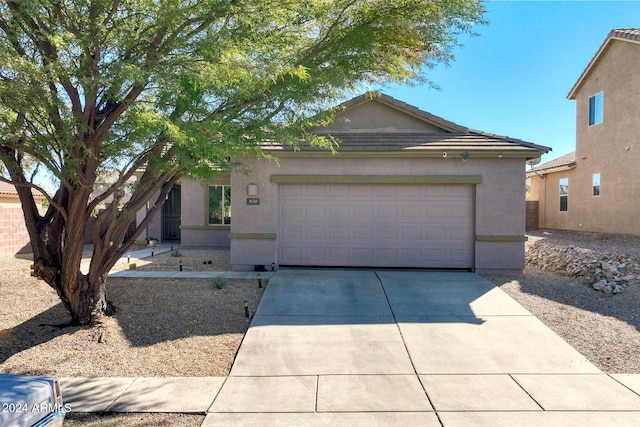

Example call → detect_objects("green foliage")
0 0 485 191
170 249 182 257
0 0 484 324
214 276 227 289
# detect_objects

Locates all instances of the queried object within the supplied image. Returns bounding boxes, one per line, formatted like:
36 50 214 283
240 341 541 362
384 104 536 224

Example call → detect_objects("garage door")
278 184 474 268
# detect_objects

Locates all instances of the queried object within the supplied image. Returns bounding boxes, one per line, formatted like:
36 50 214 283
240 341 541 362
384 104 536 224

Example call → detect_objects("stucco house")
528 28 640 236
173 92 549 272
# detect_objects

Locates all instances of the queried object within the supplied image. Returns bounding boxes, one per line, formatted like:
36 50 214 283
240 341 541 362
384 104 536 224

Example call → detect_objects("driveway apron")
205 270 640 427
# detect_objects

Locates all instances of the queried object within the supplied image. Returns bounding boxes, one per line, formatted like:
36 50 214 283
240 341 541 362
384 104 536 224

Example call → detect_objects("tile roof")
568 28 640 99
0 181 45 199
0 181 18 196
529 151 576 174
306 132 548 154
265 92 551 158
610 28 640 41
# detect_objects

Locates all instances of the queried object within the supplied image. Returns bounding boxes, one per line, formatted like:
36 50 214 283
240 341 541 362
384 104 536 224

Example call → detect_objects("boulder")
592 280 608 291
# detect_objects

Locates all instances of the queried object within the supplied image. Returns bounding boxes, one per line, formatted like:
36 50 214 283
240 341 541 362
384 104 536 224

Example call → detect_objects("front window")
559 178 568 212
208 185 231 224
592 173 600 196
589 92 603 126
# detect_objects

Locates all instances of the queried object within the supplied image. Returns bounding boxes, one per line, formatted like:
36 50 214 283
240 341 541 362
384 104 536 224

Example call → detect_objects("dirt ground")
0 249 262 378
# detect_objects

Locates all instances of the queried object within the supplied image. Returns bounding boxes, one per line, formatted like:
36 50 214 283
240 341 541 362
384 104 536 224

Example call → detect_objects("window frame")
592 173 600 197
559 177 569 212
207 184 231 225
588 92 603 126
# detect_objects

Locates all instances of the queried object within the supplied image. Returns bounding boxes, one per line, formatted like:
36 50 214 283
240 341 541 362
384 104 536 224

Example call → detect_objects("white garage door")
278 184 474 268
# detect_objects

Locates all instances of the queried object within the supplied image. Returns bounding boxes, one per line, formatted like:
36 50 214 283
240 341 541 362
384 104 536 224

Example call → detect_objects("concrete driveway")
204 270 640 426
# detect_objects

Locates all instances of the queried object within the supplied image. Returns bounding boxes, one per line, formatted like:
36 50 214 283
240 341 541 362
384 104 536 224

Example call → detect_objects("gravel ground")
483 229 640 374
526 229 640 259
483 266 640 374
1 249 262 378
64 413 205 427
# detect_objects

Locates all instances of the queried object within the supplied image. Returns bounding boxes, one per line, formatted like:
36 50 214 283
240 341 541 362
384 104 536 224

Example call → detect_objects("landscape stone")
527 238 640 298
592 280 608 291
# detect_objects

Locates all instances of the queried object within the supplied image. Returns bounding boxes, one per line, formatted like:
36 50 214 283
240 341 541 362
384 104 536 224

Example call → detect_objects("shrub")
214 276 227 289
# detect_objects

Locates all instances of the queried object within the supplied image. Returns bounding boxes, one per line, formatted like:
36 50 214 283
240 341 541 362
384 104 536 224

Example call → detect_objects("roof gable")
323 92 468 134
266 92 550 158
568 28 640 99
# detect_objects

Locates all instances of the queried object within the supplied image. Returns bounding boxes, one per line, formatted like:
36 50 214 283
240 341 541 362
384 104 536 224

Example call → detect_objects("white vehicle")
0 374 66 427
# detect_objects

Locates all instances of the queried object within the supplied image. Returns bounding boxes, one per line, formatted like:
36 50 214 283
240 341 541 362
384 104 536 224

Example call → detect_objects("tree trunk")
67 274 116 326
34 260 115 326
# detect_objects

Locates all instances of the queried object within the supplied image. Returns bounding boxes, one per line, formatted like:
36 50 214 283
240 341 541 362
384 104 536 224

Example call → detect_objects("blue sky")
376 1 640 163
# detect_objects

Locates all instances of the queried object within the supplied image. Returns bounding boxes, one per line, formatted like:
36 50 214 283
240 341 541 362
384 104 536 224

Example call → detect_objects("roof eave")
263 146 548 160
568 30 640 99
526 162 576 177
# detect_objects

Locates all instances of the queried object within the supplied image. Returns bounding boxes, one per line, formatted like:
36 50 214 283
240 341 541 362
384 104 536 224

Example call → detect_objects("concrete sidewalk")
60 270 640 426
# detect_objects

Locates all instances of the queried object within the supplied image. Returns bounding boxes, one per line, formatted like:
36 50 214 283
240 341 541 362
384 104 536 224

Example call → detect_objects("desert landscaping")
1 232 639 426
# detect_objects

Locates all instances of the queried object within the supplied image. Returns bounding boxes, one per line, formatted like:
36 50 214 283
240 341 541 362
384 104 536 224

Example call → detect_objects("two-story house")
529 28 640 236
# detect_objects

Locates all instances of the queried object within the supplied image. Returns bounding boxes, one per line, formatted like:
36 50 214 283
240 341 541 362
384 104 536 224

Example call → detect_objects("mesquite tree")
0 0 483 325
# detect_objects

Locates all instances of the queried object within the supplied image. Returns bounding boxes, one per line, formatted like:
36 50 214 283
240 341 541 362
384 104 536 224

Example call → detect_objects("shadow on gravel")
484 268 640 333
0 303 82 369
108 279 261 347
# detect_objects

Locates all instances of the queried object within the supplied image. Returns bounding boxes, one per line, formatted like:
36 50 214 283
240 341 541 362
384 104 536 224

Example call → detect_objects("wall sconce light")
460 152 470 161
247 183 258 196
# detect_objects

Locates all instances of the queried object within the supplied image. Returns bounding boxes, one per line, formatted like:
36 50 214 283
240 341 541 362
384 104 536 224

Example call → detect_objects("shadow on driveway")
231 269 600 376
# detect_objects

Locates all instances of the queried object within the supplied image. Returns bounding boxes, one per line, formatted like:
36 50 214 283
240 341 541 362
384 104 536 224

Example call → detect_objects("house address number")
246 198 260 205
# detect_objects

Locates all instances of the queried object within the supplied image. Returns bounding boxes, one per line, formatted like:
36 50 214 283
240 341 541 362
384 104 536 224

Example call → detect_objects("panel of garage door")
278 184 474 268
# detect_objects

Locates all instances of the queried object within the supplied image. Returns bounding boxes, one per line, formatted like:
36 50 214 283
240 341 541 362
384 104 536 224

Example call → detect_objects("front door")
162 185 181 242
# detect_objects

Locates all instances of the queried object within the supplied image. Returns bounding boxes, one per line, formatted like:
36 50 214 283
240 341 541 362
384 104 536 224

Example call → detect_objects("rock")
526 237 640 297
613 285 625 294
593 280 608 291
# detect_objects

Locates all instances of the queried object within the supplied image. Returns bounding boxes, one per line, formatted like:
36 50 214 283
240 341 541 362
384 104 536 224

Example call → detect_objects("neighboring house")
0 182 45 255
176 93 549 272
528 28 640 236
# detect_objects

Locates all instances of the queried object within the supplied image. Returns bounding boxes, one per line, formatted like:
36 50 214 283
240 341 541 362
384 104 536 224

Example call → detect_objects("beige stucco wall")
229 154 528 272
563 39 640 235
180 177 231 247
325 100 446 133
530 168 578 231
